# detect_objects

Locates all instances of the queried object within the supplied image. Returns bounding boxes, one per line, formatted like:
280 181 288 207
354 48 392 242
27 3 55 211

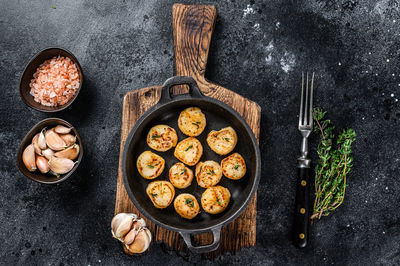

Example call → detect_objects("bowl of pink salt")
20 47 83 112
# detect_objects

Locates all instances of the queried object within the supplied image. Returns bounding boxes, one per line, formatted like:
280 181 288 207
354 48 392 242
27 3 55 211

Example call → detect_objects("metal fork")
293 72 314 248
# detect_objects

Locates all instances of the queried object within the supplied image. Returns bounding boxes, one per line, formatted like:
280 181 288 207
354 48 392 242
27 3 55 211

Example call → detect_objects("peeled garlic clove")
111 213 138 240
32 133 42 155
36 155 50 174
48 157 75 174
54 125 72 134
38 129 47 149
22 144 36 172
60 134 76 147
42 148 55 160
125 228 151 254
54 144 79 160
45 129 67 151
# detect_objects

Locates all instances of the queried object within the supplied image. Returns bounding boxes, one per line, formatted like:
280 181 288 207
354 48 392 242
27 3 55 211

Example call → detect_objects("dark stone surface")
1 0 399 265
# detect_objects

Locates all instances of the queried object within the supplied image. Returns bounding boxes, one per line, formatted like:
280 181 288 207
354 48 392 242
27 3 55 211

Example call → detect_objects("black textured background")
1 0 399 265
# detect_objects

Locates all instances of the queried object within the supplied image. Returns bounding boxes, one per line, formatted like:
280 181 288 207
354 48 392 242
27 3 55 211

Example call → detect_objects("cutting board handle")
172 4 217 80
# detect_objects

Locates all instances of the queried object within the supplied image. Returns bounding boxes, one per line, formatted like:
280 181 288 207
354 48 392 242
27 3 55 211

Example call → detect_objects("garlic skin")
42 148 55 160
38 129 47 149
32 133 42 155
59 134 76 147
54 144 80 160
36 155 50 174
22 144 36 172
45 129 67 151
54 125 72 134
48 157 75 174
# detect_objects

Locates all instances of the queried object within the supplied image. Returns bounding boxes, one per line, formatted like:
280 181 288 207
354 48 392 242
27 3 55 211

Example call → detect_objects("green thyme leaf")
224 137 230 141
234 165 240 170
185 198 194 207
192 122 200 128
180 168 187 175
311 107 356 222
152 134 161 139
216 197 223 206
185 145 193 151
151 193 157 197
147 165 154 168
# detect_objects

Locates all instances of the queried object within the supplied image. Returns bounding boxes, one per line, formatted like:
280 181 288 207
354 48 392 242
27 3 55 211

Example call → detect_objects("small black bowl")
19 47 83 112
17 118 83 184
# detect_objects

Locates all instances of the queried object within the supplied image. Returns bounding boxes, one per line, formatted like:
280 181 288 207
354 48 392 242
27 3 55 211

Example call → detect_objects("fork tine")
298 72 304 127
308 72 314 126
304 72 309 126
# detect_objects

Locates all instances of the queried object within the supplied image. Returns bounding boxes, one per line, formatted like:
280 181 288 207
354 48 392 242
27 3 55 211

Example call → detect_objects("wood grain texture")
114 4 261 258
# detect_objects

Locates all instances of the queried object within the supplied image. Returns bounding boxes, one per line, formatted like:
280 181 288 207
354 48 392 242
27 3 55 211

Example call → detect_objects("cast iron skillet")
122 76 261 253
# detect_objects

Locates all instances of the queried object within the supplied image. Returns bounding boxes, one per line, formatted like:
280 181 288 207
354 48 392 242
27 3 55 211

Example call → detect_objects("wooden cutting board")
114 4 261 259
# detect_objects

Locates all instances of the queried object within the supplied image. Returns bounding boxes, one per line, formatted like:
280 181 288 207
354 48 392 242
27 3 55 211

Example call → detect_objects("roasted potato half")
206 126 238 155
146 124 178 152
174 193 200 219
221 153 247 180
137 151 165 179
169 162 194 189
174 137 203 166
201 186 231 214
146 181 175 209
195 161 223 188
178 107 206 136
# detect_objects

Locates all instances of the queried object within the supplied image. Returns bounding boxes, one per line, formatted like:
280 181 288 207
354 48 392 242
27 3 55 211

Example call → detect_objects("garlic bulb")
111 213 152 254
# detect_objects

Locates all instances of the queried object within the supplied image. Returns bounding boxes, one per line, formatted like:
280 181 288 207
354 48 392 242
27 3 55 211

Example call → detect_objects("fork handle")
294 167 310 248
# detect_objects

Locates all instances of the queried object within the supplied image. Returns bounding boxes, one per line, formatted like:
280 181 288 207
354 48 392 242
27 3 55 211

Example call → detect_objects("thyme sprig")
311 107 356 221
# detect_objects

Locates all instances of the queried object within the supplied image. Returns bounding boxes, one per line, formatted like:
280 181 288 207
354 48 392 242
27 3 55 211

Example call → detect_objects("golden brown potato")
178 107 206 136
146 124 178 152
206 127 238 155
195 161 223 188
146 181 175 209
174 137 203 166
201 186 231 214
173 193 200 219
221 153 247 180
169 162 194 189
137 151 165 179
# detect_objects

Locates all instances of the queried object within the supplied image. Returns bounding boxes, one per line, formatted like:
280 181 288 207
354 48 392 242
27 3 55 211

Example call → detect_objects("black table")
1 0 399 265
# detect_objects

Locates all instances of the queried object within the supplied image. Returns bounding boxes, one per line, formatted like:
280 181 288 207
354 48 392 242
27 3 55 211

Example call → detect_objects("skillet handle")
179 226 221 253
159 76 203 103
